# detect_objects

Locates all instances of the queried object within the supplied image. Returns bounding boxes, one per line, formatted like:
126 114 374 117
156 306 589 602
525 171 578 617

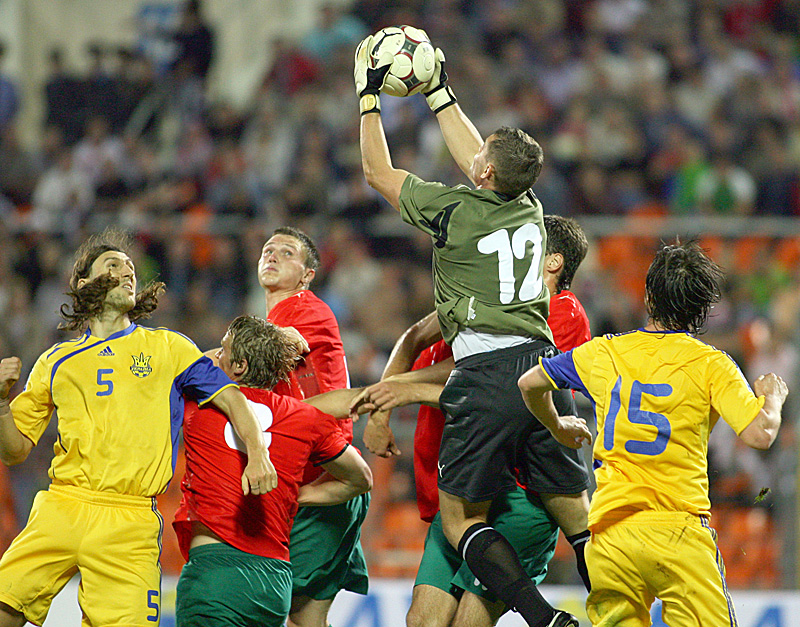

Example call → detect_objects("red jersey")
548 290 591 352
173 387 348 561
267 290 349 399
412 340 452 523
267 289 351 484
412 290 591 521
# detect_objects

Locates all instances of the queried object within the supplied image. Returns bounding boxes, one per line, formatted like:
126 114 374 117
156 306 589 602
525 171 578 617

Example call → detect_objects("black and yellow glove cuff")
359 94 381 115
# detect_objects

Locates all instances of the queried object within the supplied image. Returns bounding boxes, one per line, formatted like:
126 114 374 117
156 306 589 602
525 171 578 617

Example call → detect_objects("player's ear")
545 252 563 274
301 267 315 289
232 359 248 379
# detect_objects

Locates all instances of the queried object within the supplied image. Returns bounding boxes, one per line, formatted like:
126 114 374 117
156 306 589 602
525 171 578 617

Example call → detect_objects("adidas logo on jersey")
97 346 114 357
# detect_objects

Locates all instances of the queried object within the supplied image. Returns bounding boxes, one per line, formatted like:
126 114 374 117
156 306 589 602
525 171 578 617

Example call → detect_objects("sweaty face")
82 250 137 312
257 234 313 292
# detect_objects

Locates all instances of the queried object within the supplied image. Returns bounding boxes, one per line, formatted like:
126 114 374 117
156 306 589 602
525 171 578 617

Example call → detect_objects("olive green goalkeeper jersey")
399 173 553 345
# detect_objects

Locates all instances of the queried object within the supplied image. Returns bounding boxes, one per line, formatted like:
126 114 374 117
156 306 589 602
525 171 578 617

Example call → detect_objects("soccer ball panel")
370 25 435 97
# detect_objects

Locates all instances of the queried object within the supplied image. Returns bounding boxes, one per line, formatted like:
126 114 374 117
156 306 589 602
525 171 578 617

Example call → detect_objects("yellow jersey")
540 329 764 529
11 323 235 497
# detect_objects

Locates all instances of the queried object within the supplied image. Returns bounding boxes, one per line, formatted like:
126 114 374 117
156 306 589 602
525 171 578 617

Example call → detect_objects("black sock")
458 522 555 627
566 530 591 592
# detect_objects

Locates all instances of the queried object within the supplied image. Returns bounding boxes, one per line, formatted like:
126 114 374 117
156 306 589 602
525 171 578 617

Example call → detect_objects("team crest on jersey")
130 352 153 378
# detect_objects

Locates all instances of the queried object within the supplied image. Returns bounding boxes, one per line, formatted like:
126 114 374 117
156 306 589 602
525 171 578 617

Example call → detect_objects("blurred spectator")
170 0 215 84
30 148 94 234
0 126 40 207
0 42 19 132
72 115 126 189
84 43 125 131
44 49 86 145
695 152 756 215
300 2 366 63
263 38 322 97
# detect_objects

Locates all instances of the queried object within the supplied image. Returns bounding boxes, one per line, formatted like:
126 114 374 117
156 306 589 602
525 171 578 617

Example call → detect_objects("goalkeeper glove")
423 48 457 113
354 35 393 115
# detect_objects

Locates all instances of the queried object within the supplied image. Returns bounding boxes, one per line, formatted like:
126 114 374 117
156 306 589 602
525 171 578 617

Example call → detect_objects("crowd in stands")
0 0 798 587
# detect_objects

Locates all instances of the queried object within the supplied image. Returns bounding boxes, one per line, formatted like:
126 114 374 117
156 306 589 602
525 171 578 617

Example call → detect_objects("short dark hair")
227 315 300 389
487 127 544 197
60 228 164 331
271 226 320 272
544 215 588 293
645 240 723 335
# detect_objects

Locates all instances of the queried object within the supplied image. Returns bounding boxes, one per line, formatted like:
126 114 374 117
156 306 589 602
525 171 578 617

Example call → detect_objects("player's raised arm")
297 445 373 507
209 387 278 495
738 373 788 450
421 48 483 180
382 311 442 379
355 36 412 211
0 357 32 466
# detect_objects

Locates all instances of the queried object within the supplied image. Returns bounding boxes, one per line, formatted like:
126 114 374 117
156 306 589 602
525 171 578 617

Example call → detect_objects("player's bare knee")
540 491 589 535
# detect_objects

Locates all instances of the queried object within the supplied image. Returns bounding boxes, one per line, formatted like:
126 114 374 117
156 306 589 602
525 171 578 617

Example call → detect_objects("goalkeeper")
355 35 587 627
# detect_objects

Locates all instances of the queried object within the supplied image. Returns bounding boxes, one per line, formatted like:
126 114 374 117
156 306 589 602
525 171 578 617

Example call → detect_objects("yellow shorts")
0 484 163 626
585 510 738 627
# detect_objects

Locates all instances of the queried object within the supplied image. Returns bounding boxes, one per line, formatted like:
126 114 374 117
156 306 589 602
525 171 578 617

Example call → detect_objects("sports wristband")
425 85 457 113
359 94 381 115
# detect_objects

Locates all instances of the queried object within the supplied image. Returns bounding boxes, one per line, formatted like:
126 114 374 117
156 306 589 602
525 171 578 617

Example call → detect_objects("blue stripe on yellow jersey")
11 324 235 497
540 329 765 529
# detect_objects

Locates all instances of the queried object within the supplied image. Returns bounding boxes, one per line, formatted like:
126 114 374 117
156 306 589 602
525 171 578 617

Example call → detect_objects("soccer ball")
369 25 436 97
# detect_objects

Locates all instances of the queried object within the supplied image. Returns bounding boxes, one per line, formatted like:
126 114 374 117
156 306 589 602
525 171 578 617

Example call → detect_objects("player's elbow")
738 414 779 450
740 428 777 451
518 366 545 395
362 160 383 190
354 463 373 495
0 441 31 466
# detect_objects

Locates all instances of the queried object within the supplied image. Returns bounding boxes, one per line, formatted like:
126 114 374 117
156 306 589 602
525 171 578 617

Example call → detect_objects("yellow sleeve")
708 350 765 435
167 331 206 376
9 352 55 446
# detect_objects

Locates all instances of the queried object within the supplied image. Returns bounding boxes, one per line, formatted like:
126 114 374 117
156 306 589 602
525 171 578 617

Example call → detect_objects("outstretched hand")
354 35 393 98
349 380 412 417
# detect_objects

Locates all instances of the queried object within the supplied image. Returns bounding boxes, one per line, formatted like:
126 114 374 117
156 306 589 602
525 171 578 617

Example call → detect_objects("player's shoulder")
244 386 318 417
404 173 473 197
552 290 583 311
682 334 741 366
134 325 199 348
42 331 94 362
295 289 338 320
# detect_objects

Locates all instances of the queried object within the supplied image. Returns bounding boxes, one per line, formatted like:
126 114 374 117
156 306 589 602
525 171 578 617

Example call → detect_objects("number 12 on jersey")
478 224 543 304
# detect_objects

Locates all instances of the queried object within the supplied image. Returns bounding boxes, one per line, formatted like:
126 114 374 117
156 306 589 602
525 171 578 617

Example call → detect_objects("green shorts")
176 543 292 627
415 488 558 605
289 492 370 600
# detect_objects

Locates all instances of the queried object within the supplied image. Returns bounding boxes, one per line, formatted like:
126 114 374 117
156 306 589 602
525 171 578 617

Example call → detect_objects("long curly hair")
59 229 166 332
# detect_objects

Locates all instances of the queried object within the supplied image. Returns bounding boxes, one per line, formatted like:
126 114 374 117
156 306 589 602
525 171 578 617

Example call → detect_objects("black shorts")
437 340 590 503
516 387 591 495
